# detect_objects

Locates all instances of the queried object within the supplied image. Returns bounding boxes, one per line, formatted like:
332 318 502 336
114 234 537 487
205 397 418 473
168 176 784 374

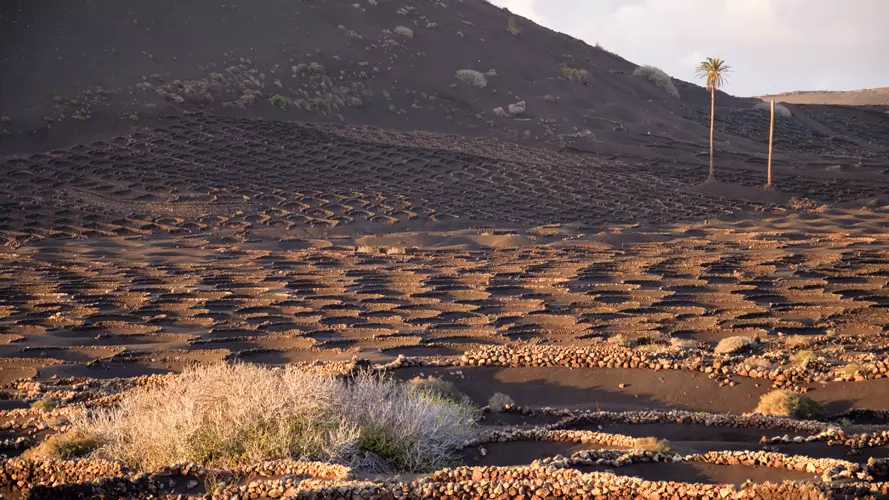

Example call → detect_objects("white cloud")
490 0 889 95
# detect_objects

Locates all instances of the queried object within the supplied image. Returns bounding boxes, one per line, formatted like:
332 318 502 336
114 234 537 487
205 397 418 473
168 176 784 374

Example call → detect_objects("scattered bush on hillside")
393 26 414 38
506 17 520 36
270 95 288 110
558 66 591 86
543 94 556 103
753 390 825 419
487 392 514 412
455 69 488 88
508 101 526 115
754 100 792 117
71 363 479 472
633 65 680 99
714 336 756 354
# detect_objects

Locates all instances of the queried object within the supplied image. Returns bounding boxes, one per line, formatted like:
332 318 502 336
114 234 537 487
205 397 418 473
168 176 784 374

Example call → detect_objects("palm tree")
695 57 731 182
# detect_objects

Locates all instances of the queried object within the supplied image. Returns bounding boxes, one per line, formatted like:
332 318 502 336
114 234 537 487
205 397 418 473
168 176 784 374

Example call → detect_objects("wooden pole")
766 99 774 188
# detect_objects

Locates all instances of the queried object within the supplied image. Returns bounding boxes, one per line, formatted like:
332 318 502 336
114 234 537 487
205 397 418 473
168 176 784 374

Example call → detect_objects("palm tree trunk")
708 87 715 181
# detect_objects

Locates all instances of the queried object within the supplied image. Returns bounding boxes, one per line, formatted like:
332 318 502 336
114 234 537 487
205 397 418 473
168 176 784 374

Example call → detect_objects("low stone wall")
0 457 132 491
453 344 888 386
535 449 869 483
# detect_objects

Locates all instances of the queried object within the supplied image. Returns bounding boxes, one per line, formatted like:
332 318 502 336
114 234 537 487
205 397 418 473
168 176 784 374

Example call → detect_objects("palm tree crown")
695 57 731 91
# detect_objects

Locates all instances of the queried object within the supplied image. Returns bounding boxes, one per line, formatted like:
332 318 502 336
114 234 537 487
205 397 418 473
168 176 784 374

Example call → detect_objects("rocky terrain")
3 0 889 499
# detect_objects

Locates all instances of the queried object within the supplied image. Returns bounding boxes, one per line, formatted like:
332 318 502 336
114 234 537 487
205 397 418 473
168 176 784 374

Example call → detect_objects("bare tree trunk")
766 99 774 189
708 87 715 182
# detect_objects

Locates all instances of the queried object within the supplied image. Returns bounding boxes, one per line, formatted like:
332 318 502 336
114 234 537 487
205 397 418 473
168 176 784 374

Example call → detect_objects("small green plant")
543 94 556 103
270 94 288 110
128 113 139 122
358 425 413 469
30 398 57 411
0 116 11 124
506 17 520 36
754 390 824 420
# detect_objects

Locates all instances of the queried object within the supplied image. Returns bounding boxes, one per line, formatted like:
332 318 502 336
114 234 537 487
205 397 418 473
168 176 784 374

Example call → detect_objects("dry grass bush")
714 336 756 355
669 337 698 350
72 363 479 472
455 69 487 88
24 430 101 460
558 66 591 86
633 65 680 99
487 392 514 412
753 390 824 420
634 343 670 354
791 350 816 365
784 335 810 348
607 334 637 348
30 398 57 411
839 363 872 378
755 100 792 117
408 376 467 404
633 437 673 454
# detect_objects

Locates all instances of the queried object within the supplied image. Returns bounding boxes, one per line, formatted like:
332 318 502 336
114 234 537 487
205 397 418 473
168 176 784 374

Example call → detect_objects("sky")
488 0 889 97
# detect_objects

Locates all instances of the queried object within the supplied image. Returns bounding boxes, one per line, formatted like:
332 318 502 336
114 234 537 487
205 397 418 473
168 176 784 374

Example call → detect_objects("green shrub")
270 95 288 110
